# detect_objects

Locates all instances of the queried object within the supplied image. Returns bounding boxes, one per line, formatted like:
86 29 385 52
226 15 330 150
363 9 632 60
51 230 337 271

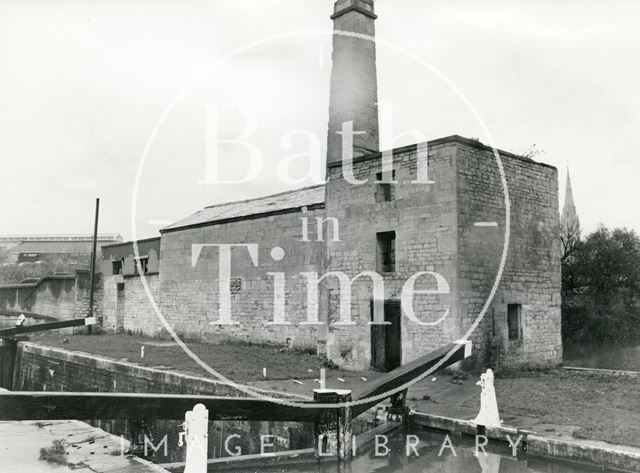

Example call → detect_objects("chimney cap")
332 0 377 20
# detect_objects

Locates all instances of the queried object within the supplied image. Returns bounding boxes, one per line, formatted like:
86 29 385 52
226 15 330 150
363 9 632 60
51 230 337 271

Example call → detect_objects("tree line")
562 225 640 344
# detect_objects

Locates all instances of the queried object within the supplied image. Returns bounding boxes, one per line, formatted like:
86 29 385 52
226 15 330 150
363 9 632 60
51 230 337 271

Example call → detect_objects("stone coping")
410 411 640 473
563 366 640 377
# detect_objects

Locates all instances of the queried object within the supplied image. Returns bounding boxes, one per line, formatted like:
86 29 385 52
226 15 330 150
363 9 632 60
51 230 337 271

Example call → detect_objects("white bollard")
477 452 502 472
182 403 209 473
472 369 502 427
15 313 26 327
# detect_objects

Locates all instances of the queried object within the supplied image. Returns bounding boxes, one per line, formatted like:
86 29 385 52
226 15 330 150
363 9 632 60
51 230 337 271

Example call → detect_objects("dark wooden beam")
0 391 321 422
0 317 95 337
351 340 471 416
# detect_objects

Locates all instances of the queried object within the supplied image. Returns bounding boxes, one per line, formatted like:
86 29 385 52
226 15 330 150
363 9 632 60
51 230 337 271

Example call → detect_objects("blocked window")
229 277 242 294
375 170 395 202
377 231 396 273
507 304 522 340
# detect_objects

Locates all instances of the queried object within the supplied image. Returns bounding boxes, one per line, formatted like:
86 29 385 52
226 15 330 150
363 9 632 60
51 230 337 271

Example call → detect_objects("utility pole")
88 198 100 334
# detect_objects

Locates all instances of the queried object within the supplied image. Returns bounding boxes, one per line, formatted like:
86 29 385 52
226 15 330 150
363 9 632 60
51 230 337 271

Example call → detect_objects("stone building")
101 0 562 370
0 234 122 265
0 234 122 324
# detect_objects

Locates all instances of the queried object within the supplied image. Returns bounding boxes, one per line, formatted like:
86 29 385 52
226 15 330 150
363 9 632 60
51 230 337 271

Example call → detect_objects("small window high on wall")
112 259 123 275
375 170 395 202
134 257 149 275
507 304 522 340
377 231 396 273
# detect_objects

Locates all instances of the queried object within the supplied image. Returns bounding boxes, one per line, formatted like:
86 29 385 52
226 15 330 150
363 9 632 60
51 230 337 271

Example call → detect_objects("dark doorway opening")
370 300 402 372
116 283 125 331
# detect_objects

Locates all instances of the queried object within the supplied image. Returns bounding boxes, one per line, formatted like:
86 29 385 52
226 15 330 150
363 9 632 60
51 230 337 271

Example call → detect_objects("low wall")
410 412 640 473
14 342 259 395
0 270 102 323
12 342 315 464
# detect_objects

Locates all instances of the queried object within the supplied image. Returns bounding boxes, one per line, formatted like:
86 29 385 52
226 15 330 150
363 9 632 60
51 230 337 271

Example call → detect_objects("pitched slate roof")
163 185 326 232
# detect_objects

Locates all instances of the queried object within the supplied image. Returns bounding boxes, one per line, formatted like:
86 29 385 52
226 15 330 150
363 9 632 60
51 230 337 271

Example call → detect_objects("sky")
0 0 638 241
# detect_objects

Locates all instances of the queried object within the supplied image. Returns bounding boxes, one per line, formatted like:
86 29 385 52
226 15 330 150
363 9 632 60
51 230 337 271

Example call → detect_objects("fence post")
314 389 353 461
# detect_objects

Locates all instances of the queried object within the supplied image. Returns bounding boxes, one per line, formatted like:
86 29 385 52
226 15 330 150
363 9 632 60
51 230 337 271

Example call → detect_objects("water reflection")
90 420 614 473
250 429 613 473
564 342 640 371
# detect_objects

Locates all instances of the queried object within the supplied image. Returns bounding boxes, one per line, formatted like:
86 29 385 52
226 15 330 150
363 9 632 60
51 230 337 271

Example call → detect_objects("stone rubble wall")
325 142 460 370
0 270 102 326
455 141 562 368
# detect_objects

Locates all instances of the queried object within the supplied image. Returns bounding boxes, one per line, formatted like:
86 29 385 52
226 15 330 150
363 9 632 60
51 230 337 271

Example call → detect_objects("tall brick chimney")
326 0 380 166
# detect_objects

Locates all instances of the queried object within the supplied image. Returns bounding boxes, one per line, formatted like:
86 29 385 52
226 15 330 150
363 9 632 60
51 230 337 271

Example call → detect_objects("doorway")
370 300 402 372
116 283 125 331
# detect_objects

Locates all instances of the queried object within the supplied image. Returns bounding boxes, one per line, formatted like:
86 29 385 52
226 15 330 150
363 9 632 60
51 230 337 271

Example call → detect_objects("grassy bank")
407 369 640 448
28 333 364 382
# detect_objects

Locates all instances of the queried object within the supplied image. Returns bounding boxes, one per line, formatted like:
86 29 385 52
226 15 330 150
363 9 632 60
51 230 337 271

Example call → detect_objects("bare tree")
561 219 581 264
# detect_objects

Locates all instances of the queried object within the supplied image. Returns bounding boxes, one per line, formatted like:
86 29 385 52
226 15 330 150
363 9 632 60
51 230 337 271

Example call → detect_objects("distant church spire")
326 0 380 166
561 168 580 234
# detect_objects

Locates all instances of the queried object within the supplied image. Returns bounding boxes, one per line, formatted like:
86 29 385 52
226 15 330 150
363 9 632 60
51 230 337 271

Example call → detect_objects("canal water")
0 421 619 473
89 420 619 472
564 342 640 371
249 428 615 473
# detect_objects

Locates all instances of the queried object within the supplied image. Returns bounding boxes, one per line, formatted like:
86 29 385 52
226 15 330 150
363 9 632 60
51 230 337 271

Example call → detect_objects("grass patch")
495 370 640 447
39 439 68 465
29 333 368 382
409 369 640 449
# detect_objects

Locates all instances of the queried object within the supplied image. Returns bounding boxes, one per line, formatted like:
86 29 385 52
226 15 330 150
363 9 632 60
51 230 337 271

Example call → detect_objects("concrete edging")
563 366 640 377
410 411 640 472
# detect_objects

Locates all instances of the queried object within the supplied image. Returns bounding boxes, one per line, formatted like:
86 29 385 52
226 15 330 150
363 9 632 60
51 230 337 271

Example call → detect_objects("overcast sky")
1 0 638 241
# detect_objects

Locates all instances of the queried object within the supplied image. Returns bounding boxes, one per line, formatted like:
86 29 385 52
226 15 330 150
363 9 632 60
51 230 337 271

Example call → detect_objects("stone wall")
325 141 460 370
454 139 562 368
73 270 103 320
0 271 100 324
324 136 562 370
12 342 314 463
14 342 249 395
157 208 327 348
101 273 163 334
